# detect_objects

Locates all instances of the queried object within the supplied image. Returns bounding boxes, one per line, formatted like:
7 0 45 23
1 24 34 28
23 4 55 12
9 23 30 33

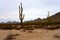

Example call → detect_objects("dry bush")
4 33 20 40
22 26 34 33
54 34 60 38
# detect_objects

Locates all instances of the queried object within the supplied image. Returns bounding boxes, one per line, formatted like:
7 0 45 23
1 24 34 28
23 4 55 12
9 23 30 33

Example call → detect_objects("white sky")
0 0 60 22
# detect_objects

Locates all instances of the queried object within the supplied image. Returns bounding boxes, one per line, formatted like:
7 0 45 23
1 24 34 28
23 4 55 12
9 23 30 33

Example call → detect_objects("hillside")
48 12 60 22
40 12 60 24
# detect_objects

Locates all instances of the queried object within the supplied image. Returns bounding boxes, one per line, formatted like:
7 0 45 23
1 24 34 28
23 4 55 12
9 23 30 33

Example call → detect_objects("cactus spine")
19 2 24 28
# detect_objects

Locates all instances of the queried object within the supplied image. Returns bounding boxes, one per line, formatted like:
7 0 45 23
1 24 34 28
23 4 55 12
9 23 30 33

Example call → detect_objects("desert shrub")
4 33 19 40
4 34 15 40
24 26 34 30
54 34 60 38
23 26 34 32
34 25 41 29
4 33 20 40
2 26 13 30
45 25 60 30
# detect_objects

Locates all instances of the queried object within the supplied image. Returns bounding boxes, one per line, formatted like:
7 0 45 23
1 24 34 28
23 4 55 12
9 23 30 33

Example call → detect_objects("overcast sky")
0 0 60 22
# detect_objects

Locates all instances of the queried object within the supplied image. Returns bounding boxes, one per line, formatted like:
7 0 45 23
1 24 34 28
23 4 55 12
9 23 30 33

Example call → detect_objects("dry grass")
0 29 60 40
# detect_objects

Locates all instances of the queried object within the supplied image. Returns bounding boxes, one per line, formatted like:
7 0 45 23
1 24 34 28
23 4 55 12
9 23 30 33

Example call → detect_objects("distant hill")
24 18 41 23
24 12 60 24
40 12 60 24
27 12 60 24
47 12 60 22
0 12 60 24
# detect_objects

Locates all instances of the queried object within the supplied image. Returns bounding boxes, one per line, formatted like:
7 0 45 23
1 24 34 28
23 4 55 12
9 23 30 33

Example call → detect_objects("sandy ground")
0 29 60 40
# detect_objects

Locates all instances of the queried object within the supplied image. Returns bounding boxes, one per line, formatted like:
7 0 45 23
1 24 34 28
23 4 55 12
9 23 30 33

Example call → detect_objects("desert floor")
0 29 60 40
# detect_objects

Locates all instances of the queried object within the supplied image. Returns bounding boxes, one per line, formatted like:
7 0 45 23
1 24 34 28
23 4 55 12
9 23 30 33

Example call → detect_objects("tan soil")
0 29 60 40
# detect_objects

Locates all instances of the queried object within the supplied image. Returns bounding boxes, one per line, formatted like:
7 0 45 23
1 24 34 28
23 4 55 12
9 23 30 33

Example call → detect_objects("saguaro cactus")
19 2 24 28
47 11 49 18
47 11 51 23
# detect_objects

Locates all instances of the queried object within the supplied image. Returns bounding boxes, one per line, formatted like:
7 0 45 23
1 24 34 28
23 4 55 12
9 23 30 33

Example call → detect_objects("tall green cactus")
19 2 24 28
